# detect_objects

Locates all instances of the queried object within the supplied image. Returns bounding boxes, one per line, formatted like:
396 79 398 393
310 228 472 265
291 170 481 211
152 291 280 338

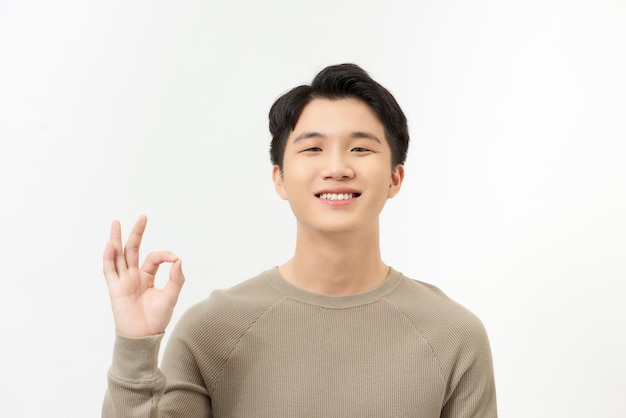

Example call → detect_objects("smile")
316 193 360 201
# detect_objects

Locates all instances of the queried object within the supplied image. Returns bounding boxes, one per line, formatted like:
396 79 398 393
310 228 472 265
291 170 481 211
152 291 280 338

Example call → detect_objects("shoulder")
162 269 287 390
384 272 492 367
386 275 497 411
386 273 486 333
174 269 286 337
167 269 286 350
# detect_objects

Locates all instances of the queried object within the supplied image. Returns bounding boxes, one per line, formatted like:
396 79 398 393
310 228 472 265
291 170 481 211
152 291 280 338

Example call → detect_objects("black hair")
269 63 409 170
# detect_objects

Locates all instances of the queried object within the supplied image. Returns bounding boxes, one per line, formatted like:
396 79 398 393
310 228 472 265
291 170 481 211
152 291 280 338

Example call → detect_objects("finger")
124 214 148 269
102 241 117 284
140 251 179 281
163 259 185 305
109 220 127 272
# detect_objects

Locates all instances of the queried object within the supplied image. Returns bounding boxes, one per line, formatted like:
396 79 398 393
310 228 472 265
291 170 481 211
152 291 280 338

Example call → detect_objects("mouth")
315 192 361 201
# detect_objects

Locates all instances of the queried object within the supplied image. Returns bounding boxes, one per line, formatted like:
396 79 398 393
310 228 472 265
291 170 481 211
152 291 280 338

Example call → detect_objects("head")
269 64 409 172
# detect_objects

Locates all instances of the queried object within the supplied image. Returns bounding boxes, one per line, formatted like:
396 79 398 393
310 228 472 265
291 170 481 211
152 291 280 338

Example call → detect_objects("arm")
101 215 195 417
102 333 166 417
102 329 212 417
440 326 498 418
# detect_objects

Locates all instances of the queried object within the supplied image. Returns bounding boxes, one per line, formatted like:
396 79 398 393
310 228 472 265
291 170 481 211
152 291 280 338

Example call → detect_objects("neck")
279 224 389 296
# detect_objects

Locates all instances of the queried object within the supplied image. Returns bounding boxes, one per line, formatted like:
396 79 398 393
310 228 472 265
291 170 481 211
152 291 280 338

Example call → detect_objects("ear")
387 164 405 198
272 165 289 200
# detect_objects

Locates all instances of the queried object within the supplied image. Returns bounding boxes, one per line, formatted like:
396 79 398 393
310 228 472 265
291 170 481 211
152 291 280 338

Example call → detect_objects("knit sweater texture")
103 268 497 417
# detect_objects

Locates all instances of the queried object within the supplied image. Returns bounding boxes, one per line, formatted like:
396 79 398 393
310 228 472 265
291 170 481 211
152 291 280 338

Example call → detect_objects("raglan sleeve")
102 331 212 417
440 320 498 418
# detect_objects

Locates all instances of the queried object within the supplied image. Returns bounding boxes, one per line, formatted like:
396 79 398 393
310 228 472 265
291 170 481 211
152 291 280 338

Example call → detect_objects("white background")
1 0 624 416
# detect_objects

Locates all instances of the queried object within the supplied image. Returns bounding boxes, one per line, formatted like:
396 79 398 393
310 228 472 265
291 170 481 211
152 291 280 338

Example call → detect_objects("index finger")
109 219 127 272
124 214 148 269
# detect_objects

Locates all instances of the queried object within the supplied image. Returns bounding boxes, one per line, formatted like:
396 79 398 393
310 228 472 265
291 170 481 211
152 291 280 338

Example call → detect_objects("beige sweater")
103 268 497 417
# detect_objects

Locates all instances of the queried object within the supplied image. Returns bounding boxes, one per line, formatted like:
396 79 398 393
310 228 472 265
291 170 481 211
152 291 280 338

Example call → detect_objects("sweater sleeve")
386 277 498 417
102 333 165 417
440 323 498 418
101 332 212 417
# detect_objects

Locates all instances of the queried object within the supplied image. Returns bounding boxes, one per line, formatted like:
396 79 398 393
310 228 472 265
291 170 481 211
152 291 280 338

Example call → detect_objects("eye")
351 147 371 153
302 147 322 152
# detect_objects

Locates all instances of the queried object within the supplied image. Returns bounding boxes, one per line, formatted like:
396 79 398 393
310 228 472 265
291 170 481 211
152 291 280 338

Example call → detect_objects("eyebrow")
292 131 382 144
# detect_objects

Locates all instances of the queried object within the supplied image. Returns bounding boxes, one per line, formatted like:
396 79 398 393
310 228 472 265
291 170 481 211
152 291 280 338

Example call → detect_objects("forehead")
291 98 385 137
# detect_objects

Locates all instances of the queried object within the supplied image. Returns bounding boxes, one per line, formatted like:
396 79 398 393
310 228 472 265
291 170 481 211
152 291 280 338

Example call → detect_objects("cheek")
376 175 396 200
279 167 308 196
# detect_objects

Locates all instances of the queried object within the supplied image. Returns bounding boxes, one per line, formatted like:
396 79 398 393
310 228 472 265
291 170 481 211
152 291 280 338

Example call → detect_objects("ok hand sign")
103 215 185 337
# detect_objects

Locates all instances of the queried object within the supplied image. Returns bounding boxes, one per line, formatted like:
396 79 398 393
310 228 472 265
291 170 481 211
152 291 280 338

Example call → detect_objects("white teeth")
319 193 354 201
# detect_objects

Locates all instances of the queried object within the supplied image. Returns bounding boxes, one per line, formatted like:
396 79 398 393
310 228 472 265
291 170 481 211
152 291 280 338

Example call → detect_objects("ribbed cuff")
110 332 164 381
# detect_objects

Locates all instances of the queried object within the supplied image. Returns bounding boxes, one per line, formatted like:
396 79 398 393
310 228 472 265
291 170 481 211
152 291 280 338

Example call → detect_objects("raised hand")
103 215 185 337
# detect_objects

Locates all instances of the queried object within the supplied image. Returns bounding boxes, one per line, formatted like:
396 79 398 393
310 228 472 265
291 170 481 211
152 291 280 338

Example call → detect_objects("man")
102 64 497 417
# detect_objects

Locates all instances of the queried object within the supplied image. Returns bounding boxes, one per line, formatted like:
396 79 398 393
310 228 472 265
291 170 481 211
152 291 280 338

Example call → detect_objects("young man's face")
272 98 404 234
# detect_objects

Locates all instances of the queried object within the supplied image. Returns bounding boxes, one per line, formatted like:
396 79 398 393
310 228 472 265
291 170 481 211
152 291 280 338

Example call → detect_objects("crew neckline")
263 267 403 309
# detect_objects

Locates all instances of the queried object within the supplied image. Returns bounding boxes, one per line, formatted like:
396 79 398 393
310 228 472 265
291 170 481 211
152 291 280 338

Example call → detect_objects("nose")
321 149 354 180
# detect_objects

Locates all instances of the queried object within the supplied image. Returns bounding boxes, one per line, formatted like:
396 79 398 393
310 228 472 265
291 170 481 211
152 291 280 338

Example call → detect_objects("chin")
314 221 368 235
